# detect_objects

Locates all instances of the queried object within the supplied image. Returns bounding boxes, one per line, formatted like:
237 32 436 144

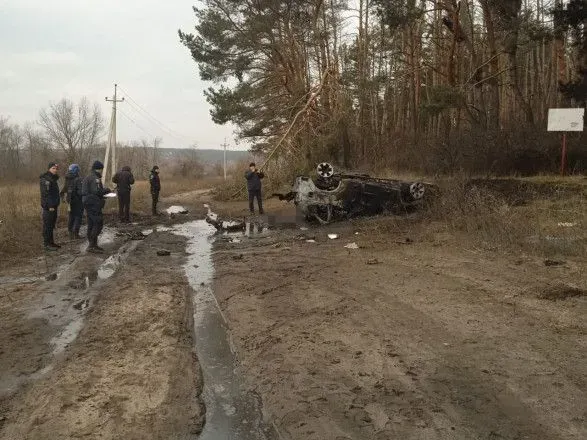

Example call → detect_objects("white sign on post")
547 108 584 175
547 108 585 132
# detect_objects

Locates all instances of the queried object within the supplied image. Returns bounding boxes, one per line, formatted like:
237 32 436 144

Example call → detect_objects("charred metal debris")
273 163 436 224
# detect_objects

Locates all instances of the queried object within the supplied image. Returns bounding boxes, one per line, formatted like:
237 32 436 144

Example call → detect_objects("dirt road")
0 190 585 439
0 224 204 439
212 210 587 439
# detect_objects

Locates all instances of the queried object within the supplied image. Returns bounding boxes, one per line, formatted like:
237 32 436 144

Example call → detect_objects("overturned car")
274 163 434 224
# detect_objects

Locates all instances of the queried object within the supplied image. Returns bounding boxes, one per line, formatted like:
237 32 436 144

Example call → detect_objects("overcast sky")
0 0 240 150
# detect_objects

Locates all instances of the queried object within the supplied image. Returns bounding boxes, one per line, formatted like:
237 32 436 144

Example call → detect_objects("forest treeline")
179 0 587 175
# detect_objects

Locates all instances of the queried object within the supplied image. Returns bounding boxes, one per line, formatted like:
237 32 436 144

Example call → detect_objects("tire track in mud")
175 220 278 439
0 231 204 440
212 224 587 440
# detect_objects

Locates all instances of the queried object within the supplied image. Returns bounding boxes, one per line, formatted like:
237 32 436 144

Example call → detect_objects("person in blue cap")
81 160 111 253
60 163 84 239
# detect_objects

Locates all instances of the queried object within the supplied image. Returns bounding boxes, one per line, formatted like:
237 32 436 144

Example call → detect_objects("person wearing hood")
82 160 112 253
39 162 61 251
112 165 135 223
149 165 161 216
60 163 84 239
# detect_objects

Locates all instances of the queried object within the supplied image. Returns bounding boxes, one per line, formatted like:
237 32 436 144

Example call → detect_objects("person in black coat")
39 162 61 251
112 165 135 223
149 165 161 216
82 161 111 253
244 162 264 214
60 163 84 239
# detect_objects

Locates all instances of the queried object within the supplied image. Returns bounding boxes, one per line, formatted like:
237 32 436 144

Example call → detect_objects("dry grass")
0 184 50 260
0 177 218 260
352 174 586 260
424 176 587 258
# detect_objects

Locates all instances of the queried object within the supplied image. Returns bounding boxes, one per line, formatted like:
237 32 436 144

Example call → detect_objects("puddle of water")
244 221 269 237
173 220 276 439
97 254 120 279
50 318 85 355
46 240 140 356
1 365 54 398
78 226 117 252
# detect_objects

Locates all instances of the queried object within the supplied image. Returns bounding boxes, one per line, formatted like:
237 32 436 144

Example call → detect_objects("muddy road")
0 226 204 439
212 202 587 439
0 192 586 439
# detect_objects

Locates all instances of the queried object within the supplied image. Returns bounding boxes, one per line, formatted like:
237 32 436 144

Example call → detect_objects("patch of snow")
166 205 189 214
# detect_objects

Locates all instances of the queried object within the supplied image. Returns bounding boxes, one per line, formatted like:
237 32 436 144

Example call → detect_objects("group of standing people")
40 162 162 253
39 159 265 253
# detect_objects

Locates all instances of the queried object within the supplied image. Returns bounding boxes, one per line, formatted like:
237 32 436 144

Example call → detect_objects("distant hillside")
157 148 252 164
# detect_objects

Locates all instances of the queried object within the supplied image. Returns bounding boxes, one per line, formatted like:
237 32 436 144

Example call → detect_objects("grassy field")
0 178 217 260
425 176 587 257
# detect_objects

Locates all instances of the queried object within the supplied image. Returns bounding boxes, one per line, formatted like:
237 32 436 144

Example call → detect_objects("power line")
118 108 160 140
122 100 190 144
117 85 195 144
122 98 192 146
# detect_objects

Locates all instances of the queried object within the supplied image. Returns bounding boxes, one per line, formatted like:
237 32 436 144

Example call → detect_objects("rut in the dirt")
175 220 277 439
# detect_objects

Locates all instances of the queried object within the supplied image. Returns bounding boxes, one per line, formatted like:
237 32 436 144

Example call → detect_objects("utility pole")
221 138 228 180
104 84 124 183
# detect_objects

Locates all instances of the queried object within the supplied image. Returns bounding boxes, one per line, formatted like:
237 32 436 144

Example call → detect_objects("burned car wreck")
274 163 433 224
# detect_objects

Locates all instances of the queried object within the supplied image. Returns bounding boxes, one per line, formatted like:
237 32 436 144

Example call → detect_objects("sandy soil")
0 188 585 440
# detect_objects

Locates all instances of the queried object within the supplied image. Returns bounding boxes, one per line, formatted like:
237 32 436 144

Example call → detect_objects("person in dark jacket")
60 163 84 239
244 162 264 214
82 160 111 253
40 162 61 251
149 165 161 216
112 165 135 223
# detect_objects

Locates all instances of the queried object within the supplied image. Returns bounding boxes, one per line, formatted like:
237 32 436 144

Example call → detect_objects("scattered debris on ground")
166 205 189 215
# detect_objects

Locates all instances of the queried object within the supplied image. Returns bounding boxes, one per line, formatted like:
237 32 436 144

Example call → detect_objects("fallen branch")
230 69 331 198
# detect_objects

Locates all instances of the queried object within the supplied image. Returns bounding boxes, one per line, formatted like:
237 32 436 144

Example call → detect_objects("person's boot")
88 238 103 253
94 237 104 252
44 243 58 251
51 242 62 248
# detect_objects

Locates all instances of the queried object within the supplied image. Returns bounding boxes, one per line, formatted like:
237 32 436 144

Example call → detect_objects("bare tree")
0 117 25 178
39 97 104 163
